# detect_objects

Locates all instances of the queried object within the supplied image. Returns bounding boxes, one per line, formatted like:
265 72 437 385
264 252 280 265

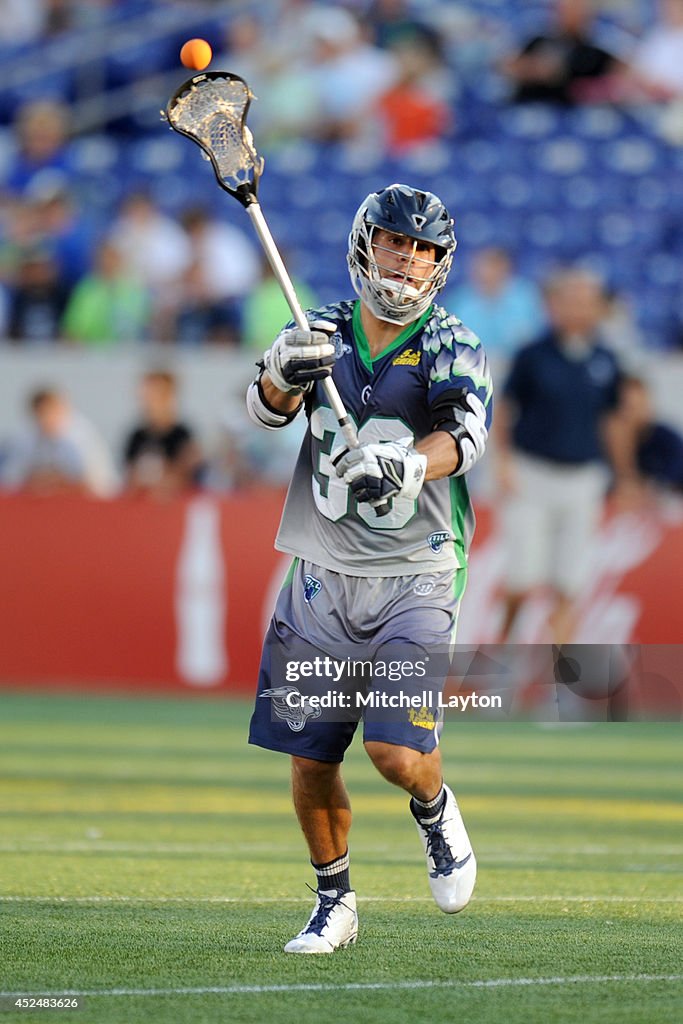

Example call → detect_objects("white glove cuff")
246 378 302 430
400 448 428 500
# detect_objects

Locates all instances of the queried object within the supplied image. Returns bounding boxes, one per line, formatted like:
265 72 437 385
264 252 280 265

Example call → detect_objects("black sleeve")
124 428 144 464
167 424 194 461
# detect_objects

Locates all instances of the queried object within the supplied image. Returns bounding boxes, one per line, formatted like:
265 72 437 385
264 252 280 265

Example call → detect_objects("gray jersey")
275 301 493 577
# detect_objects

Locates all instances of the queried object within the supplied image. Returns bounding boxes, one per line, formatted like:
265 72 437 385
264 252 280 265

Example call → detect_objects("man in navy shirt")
495 267 628 643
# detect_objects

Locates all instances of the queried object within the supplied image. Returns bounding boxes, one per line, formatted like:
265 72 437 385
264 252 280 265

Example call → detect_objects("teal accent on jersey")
449 476 476 569
352 301 434 372
282 558 298 590
274 301 493 577
453 566 468 603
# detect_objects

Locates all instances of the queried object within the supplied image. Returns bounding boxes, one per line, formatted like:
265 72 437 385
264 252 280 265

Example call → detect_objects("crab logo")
304 574 322 603
427 531 451 554
260 686 322 732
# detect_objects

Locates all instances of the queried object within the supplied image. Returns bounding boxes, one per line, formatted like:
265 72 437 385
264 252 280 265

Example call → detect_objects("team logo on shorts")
260 686 322 732
427 531 451 553
414 580 435 596
304 574 322 603
408 705 436 730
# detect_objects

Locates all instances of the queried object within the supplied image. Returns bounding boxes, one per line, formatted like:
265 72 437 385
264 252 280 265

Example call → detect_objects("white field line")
0 895 681 904
1 974 682 999
1 840 682 859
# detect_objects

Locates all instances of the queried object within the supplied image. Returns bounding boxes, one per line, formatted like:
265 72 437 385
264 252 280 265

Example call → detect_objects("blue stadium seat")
502 104 563 140
569 106 628 140
537 137 591 175
601 137 660 175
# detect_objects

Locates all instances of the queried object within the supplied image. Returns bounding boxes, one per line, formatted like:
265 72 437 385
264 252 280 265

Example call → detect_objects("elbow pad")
430 390 488 476
246 376 302 430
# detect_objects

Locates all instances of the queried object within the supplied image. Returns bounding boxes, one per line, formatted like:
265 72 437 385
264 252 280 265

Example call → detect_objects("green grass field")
0 691 681 1024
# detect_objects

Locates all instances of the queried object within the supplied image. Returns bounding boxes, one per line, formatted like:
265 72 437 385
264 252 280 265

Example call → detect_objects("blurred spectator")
443 247 546 358
41 0 78 36
499 0 622 105
375 31 452 152
242 253 318 352
62 239 151 346
173 207 260 346
606 376 683 496
365 0 438 50
24 172 94 289
0 386 117 496
109 192 190 289
623 0 683 102
0 0 46 44
123 370 202 498
0 199 35 323
214 8 318 147
494 268 632 643
4 100 75 196
7 244 67 342
598 286 644 370
0 179 92 342
108 192 190 339
305 6 398 143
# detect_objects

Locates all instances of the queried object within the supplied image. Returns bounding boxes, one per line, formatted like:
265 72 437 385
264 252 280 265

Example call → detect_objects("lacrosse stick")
164 71 391 517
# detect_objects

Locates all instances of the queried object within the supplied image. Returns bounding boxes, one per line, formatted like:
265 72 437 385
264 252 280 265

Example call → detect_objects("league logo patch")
260 686 322 733
304 574 322 604
427 531 451 553
408 705 436 730
392 347 421 366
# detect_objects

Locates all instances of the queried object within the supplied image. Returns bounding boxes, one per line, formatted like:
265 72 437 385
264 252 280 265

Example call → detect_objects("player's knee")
290 755 341 783
364 741 420 788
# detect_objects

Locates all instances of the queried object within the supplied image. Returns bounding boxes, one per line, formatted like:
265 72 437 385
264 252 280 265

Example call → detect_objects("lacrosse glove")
332 438 427 505
264 319 336 395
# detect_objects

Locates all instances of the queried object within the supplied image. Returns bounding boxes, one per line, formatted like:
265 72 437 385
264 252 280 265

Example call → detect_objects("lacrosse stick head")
164 71 264 207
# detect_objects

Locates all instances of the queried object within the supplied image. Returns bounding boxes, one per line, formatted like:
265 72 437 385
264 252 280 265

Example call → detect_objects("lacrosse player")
246 183 492 953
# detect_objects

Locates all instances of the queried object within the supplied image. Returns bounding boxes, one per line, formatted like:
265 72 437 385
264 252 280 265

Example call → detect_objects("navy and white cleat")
413 785 477 914
284 889 358 954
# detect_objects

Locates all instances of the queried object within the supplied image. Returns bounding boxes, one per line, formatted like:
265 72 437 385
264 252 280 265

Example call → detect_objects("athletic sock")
410 783 446 825
312 849 351 894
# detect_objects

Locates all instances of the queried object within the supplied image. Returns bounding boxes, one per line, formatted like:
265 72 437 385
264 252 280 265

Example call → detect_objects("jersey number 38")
310 406 417 530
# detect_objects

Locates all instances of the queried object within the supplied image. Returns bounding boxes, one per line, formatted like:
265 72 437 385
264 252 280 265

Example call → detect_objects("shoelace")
424 820 456 874
303 883 353 936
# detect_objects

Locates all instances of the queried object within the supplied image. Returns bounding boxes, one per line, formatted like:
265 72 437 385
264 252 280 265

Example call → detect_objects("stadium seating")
0 0 679 346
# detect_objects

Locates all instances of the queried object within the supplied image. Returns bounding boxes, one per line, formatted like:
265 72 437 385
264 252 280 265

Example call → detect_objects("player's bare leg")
365 740 476 913
364 741 443 801
285 756 357 954
499 589 527 642
290 756 351 863
548 590 577 644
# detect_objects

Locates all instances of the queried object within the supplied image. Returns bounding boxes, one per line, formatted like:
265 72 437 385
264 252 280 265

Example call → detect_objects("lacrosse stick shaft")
245 202 360 452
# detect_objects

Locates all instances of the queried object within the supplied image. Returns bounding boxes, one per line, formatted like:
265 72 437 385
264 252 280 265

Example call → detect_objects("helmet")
347 183 457 325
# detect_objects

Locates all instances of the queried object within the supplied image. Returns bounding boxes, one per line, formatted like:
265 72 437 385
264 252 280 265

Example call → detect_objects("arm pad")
430 389 488 476
246 376 302 430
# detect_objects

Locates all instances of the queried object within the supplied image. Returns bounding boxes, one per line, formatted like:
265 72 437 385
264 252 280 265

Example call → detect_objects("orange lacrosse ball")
180 38 212 70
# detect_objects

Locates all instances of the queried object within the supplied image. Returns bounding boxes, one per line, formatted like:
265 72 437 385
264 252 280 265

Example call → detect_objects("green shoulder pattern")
422 305 493 405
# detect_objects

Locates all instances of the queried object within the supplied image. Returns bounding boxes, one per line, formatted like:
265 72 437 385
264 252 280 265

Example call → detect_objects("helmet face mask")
348 183 456 325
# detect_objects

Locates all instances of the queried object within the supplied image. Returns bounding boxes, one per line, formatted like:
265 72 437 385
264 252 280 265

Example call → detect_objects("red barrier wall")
0 492 681 694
